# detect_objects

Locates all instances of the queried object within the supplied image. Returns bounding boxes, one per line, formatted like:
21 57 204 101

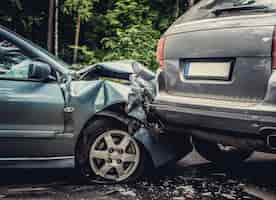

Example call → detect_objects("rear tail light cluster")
273 27 276 69
156 37 166 68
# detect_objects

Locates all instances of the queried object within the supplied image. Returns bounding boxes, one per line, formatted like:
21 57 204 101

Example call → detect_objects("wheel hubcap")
89 130 140 182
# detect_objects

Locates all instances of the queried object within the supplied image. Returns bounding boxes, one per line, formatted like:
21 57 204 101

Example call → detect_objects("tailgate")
164 26 273 103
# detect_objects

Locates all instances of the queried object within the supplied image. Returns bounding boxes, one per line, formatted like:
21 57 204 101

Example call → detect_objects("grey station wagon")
153 0 276 164
0 26 160 183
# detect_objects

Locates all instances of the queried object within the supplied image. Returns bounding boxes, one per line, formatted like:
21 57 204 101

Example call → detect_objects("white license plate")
184 62 232 80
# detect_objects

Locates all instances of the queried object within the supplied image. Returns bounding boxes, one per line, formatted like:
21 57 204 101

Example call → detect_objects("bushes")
61 0 190 70
101 0 161 70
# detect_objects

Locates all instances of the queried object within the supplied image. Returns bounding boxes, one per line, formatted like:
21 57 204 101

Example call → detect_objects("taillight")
156 37 166 68
272 28 276 69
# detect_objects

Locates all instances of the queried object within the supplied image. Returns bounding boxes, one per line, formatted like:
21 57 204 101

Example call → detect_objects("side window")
0 37 32 79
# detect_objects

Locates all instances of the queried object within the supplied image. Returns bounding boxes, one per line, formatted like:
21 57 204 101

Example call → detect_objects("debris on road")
0 153 275 199
244 184 276 200
104 186 136 198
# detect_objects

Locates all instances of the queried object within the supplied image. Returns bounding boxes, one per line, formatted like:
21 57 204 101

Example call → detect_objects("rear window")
174 0 276 24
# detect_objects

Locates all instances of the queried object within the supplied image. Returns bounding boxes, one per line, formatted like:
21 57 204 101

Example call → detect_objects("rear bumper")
154 69 276 136
151 94 276 135
151 95 276 152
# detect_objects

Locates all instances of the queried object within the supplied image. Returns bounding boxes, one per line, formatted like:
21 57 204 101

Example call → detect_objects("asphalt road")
0 151 276 200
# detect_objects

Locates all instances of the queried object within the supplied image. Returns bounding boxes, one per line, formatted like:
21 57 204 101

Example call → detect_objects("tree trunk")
14 0 23 11
73 14 81 63
55 0 59 56
47 0 54 53
188 0 195 7
175 0 180 18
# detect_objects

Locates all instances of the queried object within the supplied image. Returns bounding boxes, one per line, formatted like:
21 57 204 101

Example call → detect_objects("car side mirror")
28 61 51 81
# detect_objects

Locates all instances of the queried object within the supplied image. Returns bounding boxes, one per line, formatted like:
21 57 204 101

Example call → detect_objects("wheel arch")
74 103 131 161
74 102 188 169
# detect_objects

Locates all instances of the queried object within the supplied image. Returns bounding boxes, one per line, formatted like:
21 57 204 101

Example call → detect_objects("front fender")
72 80 130 111
95 111 131 125
134 128 177 167
94 110 185 168
134 128 193 168
70 80 130 141
72 80 191 168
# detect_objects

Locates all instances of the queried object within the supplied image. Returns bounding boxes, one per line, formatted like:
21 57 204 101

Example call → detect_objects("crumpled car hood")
77 60 155 81
71 60 155 114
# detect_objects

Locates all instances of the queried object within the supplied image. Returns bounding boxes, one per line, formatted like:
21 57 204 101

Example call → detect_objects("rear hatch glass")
174 0 276 25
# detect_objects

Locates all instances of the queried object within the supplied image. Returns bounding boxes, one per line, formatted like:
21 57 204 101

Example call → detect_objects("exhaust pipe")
260 127 276 150
267 135 276 150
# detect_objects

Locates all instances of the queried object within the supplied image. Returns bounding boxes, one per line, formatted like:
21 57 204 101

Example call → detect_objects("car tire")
75 118 152 183
192 137 253 165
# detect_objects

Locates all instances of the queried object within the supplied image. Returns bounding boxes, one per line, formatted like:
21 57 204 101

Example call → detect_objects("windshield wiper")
211 5 273 16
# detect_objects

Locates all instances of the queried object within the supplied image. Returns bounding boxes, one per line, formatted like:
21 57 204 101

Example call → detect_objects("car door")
0 34 66 158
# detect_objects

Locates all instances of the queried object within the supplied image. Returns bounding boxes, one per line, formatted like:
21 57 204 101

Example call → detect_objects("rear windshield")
175 0 276 24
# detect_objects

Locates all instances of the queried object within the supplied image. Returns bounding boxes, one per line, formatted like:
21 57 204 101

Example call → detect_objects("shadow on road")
0 152 275 199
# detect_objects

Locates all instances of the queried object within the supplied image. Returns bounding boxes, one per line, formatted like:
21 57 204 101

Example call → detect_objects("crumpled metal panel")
72 60 192 168
126 73 190 168
134 128 177 167
127 77 156 122
78 60 153 81
71 80 130 112
94 81 130 112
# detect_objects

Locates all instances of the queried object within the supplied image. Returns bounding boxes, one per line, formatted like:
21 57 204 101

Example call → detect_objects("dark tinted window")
0 36 32 79
174 0 276 24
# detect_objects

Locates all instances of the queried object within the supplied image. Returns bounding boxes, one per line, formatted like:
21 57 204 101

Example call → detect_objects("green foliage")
102 24 160 70
102 0 161 70
63 0 95 21
69 45 99 65
0 0 192 71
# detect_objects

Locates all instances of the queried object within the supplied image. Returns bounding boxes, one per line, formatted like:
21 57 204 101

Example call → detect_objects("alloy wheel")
89 130 140 182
